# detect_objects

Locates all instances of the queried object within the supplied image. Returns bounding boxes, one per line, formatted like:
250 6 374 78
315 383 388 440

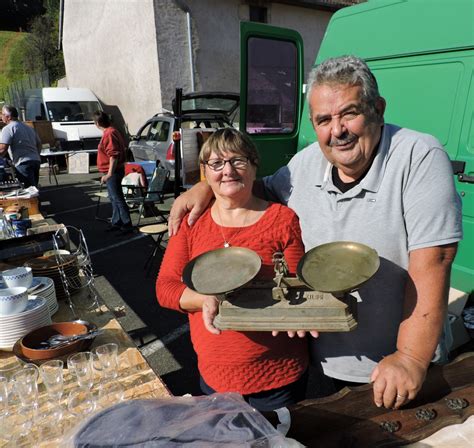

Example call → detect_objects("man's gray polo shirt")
0 120 41 166
264 124 462 382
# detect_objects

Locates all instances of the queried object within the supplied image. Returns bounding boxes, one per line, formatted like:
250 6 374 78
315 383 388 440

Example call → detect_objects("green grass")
0 31 29 100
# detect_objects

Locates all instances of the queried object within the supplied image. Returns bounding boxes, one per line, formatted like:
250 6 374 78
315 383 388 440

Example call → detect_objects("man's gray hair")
306 55 382 122
2 105 19 119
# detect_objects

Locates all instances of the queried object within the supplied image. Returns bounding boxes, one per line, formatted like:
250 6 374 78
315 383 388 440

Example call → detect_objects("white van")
24 87 103 150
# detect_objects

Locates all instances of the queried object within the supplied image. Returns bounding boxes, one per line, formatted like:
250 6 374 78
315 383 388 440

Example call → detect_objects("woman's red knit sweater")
97 127 126 173
156 203 308 394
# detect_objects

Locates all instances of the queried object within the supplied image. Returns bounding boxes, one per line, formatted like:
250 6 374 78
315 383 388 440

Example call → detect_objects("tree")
0 0 45 31
21 0 65 82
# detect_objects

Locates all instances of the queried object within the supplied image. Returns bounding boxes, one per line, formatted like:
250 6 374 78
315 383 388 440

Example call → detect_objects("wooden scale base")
213 279 358 332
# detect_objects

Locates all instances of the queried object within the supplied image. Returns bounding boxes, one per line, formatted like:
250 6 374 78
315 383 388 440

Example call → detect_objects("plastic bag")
65 393 303 447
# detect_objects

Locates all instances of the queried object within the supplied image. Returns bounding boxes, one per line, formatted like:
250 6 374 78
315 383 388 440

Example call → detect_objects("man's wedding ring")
396 394 407 400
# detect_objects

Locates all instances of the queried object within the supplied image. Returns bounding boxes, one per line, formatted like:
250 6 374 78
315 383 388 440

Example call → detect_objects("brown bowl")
19 322 91 360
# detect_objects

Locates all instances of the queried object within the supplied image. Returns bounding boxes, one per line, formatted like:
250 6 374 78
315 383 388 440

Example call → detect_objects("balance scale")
183 241 380 332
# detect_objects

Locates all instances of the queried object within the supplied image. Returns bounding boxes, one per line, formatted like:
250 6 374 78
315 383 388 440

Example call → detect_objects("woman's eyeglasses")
203 157 250 171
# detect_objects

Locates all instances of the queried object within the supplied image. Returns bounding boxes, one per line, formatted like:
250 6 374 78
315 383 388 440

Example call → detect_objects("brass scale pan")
182 242 380 296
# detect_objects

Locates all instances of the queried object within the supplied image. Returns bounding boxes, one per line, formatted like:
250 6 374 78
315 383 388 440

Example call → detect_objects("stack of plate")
0 296 51 351
29 277 59 316
24 255 79 301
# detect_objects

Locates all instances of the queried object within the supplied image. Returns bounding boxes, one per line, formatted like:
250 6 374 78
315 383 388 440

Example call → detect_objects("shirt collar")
316 124 391 193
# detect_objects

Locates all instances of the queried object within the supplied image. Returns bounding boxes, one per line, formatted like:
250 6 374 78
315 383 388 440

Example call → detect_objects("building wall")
63 0 162 133
271 2 332 76
62 0 334 135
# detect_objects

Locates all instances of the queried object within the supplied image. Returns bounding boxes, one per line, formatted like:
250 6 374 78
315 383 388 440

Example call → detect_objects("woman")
94 111 133 233
156 128 309 411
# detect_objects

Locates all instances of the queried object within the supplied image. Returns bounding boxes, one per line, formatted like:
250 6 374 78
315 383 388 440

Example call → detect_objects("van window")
25 97 46 121
245 37 297 135
46 101 101 122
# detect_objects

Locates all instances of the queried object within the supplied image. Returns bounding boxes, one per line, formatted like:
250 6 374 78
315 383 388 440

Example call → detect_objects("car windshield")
46 101 101 122
181 97 238 115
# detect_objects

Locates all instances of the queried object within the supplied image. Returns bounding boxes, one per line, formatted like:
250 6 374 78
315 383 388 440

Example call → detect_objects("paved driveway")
38 167 201 396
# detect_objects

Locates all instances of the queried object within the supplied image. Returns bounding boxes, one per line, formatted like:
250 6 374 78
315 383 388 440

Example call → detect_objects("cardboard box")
448 314 471 350
0 196 39 215
67 152 90 174
448 288 471 351
24 121 56 146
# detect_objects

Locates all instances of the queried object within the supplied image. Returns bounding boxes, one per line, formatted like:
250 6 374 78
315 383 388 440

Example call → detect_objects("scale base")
214 288 358 332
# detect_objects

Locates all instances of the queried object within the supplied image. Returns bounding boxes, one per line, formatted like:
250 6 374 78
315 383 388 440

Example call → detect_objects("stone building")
62 0 362 133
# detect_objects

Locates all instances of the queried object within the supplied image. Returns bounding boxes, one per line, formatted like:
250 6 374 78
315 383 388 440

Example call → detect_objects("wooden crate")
0 196 40 215
24 121 56 146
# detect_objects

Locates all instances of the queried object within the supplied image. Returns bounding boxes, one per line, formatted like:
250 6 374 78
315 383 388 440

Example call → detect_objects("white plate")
0 315 52 346
0 307 50 334
0 297 48 323
0 309 51 335
28 277 54 295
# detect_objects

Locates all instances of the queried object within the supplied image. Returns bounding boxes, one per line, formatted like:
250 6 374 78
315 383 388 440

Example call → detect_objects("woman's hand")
202 296 221 335
101 173 112 184
272 330 319 338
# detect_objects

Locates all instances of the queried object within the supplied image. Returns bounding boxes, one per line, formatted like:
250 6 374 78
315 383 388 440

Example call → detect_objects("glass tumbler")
94 343 119 381
12 366 39 408
40 360 64 401
68 352 95 390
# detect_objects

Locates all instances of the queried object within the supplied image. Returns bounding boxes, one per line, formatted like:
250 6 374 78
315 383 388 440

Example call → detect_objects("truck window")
245 37 297 135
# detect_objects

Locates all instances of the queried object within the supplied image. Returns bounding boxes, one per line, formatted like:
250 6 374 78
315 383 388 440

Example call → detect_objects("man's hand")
101 173 112 184
202 296 221 335
272 330 319 338
370 350 427 409
168 181 213 236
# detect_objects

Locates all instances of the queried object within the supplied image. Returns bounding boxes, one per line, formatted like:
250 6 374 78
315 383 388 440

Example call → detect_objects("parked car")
129 92 239 182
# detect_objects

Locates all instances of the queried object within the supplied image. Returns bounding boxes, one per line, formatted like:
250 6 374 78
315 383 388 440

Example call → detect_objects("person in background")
94 110 133 234
156 128 315 412
0 105 42 187
167 56 462 410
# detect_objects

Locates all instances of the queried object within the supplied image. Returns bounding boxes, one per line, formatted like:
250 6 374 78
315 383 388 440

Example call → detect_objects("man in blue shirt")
0 105 42 187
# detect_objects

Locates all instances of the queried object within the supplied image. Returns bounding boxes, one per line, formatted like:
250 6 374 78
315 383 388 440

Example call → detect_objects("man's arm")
168 178 269 237
371 243 457 409
0 143 8 156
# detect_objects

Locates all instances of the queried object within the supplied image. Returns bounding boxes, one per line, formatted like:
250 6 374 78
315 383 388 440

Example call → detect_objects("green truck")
238 0 473 295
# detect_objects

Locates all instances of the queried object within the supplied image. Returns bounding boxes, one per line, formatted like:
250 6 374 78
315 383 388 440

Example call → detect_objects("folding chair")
125 166 170 227
94 183 110 223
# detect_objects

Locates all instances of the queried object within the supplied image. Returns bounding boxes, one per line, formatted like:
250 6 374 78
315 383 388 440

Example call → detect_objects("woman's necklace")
215 205 251 248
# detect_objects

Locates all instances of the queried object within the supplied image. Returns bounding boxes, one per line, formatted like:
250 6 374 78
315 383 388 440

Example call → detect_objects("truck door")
453 65 474 292
240 22 304 177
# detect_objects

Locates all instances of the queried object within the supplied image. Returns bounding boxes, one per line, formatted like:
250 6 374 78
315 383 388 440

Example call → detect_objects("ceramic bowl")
2 267 33 289
19 322 91 361
0 287 29 315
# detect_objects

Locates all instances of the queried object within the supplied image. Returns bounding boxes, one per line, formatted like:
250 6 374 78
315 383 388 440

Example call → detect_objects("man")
168 56 462 409
0 105 42 188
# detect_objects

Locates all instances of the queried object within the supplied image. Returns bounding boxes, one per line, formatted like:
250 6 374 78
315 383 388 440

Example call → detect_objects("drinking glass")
0 359 24 405
0 377 10 440
67 389 96 418
12 366 39 408
94 343 119 381
0 377 8 416
40 359 64 420
68 352 95 390
40 360 64 401
97 382 125 409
